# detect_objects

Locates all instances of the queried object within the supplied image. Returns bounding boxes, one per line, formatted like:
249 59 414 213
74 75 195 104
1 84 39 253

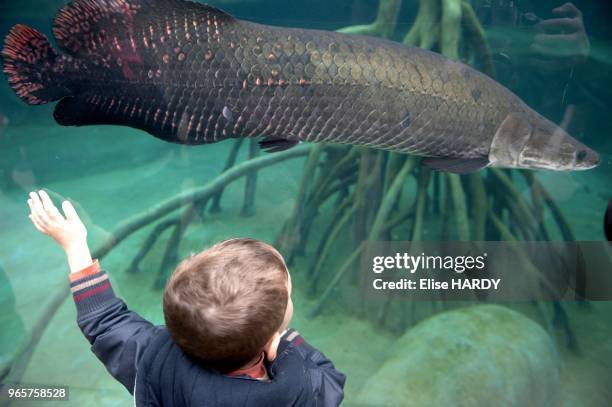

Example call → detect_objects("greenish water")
1 1 611 406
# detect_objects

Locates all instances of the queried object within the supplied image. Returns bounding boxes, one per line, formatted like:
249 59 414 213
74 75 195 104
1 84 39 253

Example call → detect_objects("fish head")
520 115 600 171
489 112 600 171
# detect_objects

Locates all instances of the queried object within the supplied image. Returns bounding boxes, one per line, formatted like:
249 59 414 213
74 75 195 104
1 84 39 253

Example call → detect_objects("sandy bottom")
0 124 610 406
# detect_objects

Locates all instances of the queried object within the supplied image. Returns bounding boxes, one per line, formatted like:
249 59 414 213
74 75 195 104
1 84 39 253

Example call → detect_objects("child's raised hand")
27 190 88 251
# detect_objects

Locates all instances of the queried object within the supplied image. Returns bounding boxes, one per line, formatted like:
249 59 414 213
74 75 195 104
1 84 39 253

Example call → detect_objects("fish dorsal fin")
422 157 490 174
53 0 234 58
155 0 235 22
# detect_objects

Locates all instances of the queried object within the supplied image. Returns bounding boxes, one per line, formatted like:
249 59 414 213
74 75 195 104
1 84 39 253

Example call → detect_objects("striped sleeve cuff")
69 260 101 282
69 261 116 315
282 329 304 346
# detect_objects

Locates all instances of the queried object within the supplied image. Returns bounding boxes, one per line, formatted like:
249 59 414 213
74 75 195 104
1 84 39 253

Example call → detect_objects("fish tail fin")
2 25 72 105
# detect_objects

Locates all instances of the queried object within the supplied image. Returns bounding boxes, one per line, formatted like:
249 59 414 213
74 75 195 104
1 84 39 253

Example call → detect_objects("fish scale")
2 0 600 173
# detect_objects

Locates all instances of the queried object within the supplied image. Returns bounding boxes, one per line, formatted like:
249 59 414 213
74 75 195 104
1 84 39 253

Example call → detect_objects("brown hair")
163 238 289 373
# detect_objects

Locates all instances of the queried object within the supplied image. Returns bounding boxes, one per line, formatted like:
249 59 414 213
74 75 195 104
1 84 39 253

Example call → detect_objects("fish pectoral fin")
422 157 490 174
259 137 300 153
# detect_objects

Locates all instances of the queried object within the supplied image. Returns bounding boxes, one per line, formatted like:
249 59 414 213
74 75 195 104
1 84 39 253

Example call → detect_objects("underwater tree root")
209 137 260 217
337 0 401 39
209 138 245 213
277 145 325 263
310 158 416 317
241 139 259 217
309 203 356 295
3 145 314 387
125 217 181 274
154 202 200 289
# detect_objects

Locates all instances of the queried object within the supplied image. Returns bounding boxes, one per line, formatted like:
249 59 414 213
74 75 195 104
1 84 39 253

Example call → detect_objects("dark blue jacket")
70 266 346 406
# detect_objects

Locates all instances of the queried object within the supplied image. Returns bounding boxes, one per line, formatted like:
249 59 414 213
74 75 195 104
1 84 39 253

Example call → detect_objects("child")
27 190 345 406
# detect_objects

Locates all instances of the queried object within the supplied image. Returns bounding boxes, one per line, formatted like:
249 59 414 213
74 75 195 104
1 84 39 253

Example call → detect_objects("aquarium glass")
1 0 611 405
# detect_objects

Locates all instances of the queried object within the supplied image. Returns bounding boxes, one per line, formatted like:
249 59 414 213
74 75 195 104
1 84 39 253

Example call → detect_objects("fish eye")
576 150 588 162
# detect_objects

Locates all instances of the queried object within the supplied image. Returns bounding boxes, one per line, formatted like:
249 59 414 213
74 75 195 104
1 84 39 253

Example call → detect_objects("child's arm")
281 330 346 406
27 191 160 394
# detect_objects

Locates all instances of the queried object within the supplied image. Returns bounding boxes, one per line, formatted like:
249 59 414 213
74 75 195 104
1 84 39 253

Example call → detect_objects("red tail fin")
2 24 71 105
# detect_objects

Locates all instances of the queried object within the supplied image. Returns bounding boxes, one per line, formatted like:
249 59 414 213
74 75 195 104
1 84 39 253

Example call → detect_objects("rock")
358 305 559 407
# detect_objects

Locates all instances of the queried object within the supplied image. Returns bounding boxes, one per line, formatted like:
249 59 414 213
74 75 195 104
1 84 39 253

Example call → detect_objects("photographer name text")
371 252 501 292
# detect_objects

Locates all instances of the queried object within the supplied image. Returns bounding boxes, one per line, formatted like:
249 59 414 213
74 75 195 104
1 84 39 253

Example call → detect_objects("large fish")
2 0 600 173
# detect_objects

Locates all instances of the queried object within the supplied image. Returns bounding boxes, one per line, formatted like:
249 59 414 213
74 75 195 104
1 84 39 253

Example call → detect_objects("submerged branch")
441 0 463 60
521 172 576 241
410 167 431 241
154 202 200 289
461 0 496 77
210 138 245 213
278 144 324 262
96 144 313 258
241 139 259 217
125 217 180 274
371 158 417 240
310 205 357 295
337 0 402 39
469 173 488 240
404 0 441 48
488 207 517 241
490 169 541 238
308 242 365 318
448 174 470 240
310 158 415 317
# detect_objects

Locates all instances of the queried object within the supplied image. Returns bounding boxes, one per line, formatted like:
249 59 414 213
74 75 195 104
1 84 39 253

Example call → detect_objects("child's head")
163 238 293 373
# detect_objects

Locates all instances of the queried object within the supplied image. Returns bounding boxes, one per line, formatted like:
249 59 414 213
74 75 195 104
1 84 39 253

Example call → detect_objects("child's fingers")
28 214 47 234
27 198 42 224
30 207 49 231
29 191 44 213
29 192 51 225
62 200 80 223
38 190 63 220
30 192 51 223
